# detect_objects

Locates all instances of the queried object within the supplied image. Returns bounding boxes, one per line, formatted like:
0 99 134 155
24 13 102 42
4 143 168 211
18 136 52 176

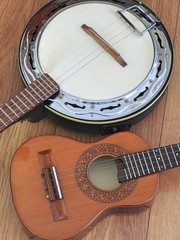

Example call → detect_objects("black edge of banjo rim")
44 84 168 135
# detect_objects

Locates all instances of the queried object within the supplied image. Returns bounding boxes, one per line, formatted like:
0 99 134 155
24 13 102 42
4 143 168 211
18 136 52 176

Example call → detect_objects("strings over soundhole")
89 155 124 191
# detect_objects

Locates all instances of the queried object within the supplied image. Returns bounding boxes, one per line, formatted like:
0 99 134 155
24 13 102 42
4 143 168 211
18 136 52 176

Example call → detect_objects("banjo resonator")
19 0 173 134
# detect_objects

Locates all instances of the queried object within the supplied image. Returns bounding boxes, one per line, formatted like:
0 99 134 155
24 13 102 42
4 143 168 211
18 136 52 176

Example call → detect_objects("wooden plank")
147 4 180 240
134 0 179 147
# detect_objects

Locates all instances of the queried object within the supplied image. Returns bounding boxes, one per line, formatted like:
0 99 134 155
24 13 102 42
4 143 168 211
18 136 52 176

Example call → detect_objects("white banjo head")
38 3 154 101
19 0 173 133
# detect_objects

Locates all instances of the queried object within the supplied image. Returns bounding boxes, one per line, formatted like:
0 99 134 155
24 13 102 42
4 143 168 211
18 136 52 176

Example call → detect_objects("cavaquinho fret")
118 144 180 182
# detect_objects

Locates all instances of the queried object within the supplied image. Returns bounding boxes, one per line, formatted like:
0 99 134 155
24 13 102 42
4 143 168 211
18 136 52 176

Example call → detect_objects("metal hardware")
42 166 63 201
117 10 143 36
117 4 160 36
52 166 63 199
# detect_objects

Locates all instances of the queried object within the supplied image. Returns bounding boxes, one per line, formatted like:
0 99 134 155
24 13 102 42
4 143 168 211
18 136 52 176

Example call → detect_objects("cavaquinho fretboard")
118 144 180 182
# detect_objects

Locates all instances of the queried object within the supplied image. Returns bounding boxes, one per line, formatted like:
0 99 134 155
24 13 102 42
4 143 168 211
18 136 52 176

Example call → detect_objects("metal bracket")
117 5 160 36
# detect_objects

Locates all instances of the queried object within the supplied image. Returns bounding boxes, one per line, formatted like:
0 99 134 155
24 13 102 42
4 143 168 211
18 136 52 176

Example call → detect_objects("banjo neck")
118 144 180 182
0 74 59 133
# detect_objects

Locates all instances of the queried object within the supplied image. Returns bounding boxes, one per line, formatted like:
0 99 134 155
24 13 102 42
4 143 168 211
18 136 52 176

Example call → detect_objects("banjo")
19 0 173 134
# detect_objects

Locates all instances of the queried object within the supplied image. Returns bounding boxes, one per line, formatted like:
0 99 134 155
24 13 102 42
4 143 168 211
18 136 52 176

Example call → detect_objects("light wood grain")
0 1 179 240
146 3 180 240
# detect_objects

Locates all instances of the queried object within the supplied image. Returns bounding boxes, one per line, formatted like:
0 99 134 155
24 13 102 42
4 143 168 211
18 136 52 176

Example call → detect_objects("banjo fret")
0 74 59 133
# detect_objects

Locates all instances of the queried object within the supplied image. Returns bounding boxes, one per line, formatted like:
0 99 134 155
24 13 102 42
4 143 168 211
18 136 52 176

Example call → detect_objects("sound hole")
89 155 123 191
75 143 137 203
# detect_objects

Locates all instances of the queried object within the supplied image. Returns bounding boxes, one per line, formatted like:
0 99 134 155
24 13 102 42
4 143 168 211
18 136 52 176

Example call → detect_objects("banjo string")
60 16 127 64
0 27 136 124
56 28 133 86
40 15 127 79
0 15 144 126
0 23 135 127
52 27 134 84
40 15 137 86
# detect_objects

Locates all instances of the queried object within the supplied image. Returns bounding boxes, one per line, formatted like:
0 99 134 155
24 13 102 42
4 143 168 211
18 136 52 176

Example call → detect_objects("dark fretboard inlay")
0 74 59 133
118 144 180 182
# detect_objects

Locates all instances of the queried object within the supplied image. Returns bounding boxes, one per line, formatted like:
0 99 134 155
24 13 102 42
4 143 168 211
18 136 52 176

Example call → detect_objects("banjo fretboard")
0 74 59 133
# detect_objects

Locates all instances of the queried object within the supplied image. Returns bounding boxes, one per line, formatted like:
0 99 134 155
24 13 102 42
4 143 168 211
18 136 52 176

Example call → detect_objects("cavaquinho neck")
118 143 180 182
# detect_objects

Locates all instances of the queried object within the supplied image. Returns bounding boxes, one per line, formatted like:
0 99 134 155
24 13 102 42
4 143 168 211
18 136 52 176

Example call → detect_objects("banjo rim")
18 0 173 130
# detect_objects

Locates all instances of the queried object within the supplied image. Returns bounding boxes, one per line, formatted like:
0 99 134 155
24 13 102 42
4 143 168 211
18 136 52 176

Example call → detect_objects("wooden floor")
0 0 180 239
